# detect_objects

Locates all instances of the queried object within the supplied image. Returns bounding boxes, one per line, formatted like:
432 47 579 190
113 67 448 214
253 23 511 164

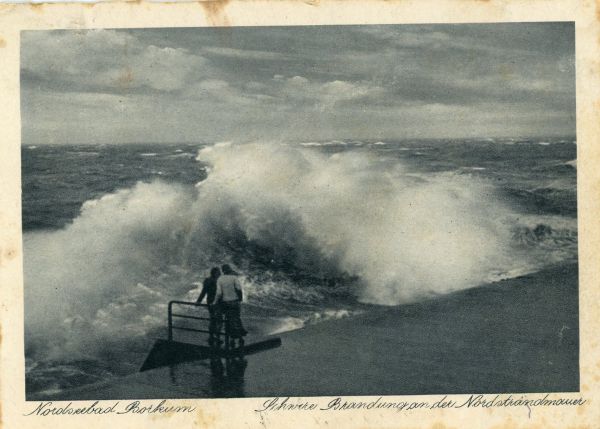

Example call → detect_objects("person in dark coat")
197 266 222 345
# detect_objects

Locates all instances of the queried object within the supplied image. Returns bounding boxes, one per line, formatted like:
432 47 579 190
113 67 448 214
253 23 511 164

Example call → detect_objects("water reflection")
209 356 248 397
163 337 280 398
167 352 248 397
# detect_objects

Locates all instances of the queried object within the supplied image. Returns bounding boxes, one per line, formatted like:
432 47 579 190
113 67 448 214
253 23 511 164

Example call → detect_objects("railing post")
224 312 229 352
168 301 173 341
167 300 214 344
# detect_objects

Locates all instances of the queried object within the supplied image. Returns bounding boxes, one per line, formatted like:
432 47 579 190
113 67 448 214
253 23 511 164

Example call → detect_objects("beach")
43 262 578 400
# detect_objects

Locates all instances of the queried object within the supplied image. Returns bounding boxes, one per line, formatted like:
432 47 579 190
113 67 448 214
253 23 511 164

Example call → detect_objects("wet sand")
44 263 579 400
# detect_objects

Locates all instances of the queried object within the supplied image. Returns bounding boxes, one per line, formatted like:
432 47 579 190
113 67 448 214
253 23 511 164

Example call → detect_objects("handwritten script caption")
25 400 196 416
256 394 586 417
24 394 586 419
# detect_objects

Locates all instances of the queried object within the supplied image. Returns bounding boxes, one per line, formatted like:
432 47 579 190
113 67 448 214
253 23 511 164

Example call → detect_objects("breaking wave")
24 142 576 361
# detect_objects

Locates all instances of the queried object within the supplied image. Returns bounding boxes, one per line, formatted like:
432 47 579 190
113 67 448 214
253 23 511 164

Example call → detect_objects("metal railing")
164 300 283 361
168 300 224 342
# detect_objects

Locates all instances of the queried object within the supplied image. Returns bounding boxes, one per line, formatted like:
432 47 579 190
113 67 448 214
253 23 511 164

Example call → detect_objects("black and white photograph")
20 22 579 401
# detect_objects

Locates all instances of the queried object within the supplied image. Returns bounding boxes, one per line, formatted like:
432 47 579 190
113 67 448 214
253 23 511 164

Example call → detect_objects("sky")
21 23 575 145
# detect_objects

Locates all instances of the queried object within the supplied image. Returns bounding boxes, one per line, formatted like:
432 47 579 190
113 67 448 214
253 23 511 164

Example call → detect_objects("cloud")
359 25 537 58
22 29 208 93
196 79 230 91
272 75 385 110
185 78 276 107
181 73 385 112
360 27 452 49
20 25 576 144
202 46 288 61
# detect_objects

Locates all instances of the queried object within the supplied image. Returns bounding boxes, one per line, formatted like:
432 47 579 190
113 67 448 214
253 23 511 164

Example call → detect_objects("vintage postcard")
0 1 599 428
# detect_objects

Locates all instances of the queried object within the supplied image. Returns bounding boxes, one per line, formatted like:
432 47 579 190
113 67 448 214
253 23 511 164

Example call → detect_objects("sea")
22 137 578 398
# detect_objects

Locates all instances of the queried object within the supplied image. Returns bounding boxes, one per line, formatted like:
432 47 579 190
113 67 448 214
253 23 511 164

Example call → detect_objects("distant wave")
268 309 362 335
66 151 100 157
166 153 195 159
299 140 369 147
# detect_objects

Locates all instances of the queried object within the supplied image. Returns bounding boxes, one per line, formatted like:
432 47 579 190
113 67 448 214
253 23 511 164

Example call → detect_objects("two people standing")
196 264 247 347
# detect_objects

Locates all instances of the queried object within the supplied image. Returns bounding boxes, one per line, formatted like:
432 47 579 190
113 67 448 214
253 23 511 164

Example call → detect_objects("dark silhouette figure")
197 267 222 346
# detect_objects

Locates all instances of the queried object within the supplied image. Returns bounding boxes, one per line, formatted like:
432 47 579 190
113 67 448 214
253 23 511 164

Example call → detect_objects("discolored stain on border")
0 246 17 268
0 3 16 14
194 408 216 427
29 3 44 14
199 0 231 27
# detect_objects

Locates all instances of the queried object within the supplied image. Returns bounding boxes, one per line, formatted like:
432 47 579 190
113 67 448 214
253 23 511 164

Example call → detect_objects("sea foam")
24 142 553 360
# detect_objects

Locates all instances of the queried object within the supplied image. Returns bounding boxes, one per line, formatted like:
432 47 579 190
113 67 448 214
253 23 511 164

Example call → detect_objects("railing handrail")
168 300 227 342
169 300 208 308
